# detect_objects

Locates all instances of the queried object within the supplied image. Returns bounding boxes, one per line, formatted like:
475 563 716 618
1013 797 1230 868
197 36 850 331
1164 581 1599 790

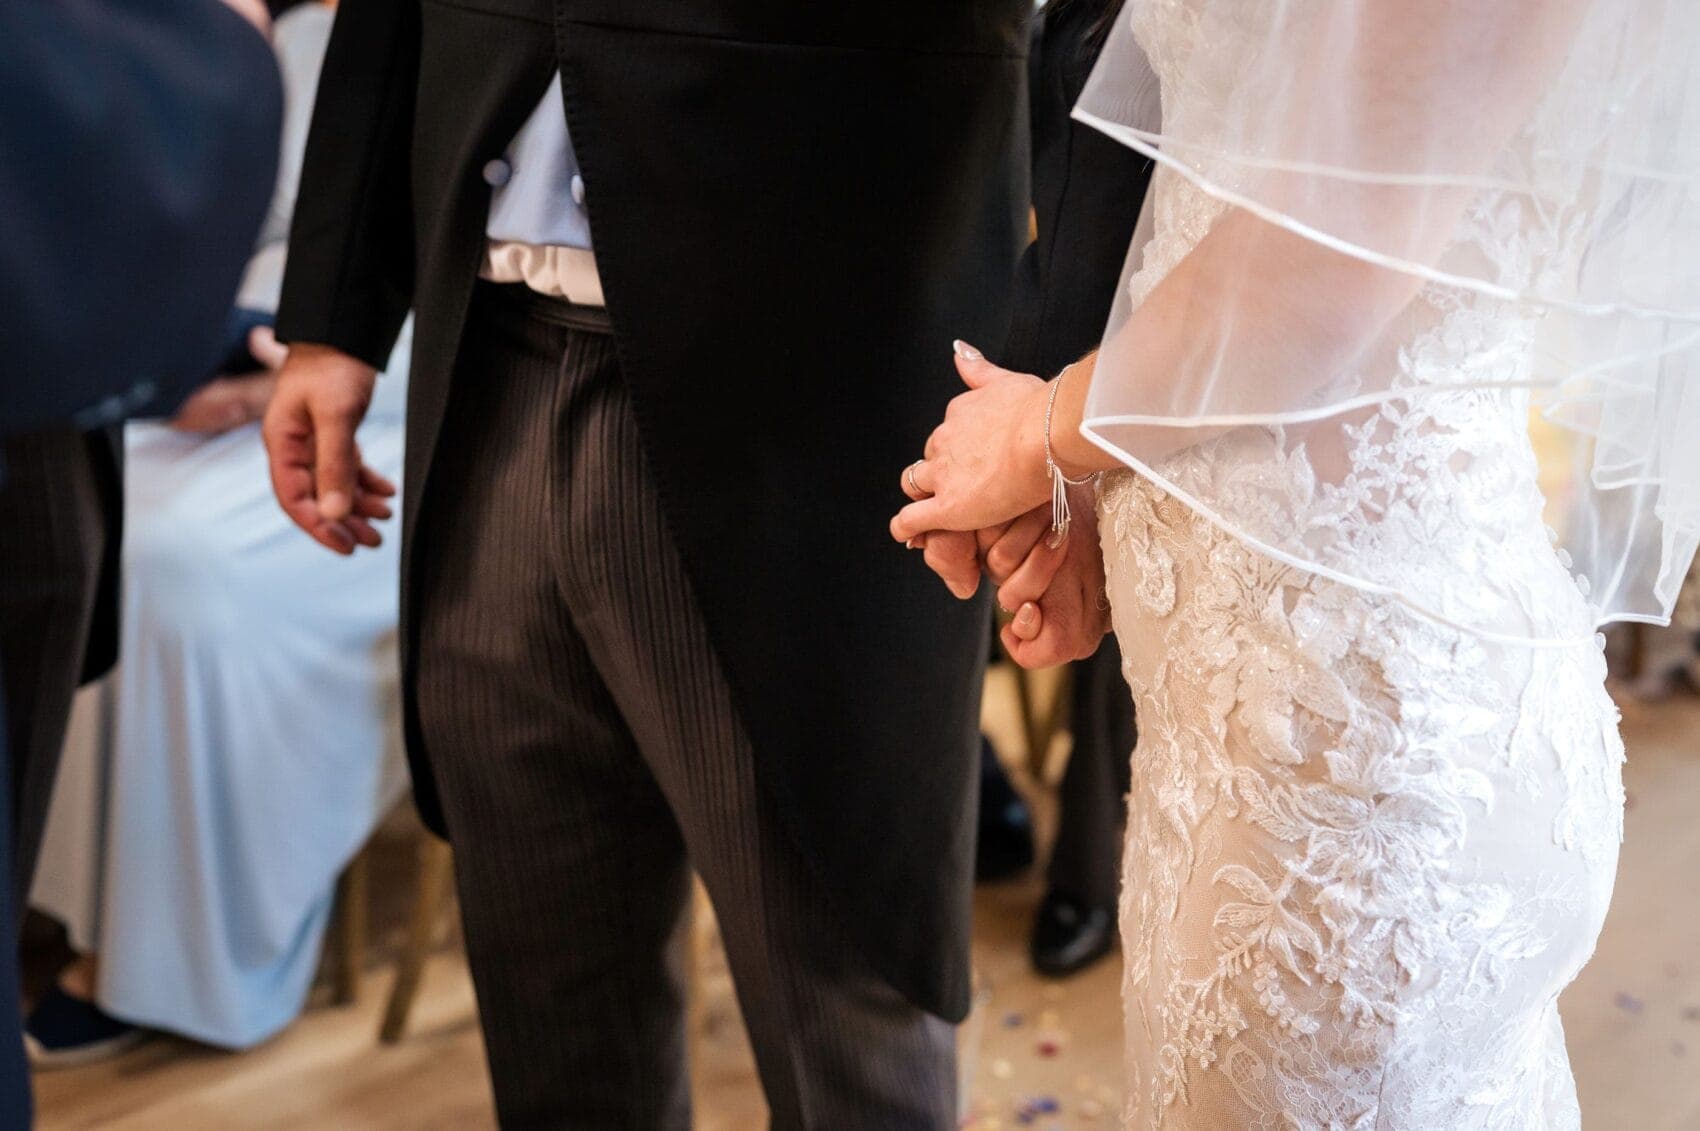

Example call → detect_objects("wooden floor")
31 670 1700 1130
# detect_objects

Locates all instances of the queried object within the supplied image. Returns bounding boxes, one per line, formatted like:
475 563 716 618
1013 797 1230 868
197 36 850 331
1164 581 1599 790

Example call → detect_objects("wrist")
1018 381 1054 497
1046 356 1111 478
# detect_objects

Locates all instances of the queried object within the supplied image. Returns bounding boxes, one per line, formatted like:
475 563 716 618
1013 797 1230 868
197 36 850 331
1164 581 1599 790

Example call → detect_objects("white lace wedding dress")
1099 455 1622 1128
1088 5 1640 1126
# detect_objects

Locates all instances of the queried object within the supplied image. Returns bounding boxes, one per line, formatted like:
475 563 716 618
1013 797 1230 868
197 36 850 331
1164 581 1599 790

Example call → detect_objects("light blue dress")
28 4 411 1049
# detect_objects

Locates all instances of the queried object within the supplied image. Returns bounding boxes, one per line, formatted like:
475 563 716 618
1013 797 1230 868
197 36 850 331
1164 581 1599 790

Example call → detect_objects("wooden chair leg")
685 880 710 1060
379 834 454 1044
1037 665 1075 781
1008 661 1044 776
331 848 370 1006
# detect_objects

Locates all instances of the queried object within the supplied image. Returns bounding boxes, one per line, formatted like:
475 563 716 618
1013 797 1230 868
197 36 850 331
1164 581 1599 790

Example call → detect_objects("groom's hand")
262 342 395 554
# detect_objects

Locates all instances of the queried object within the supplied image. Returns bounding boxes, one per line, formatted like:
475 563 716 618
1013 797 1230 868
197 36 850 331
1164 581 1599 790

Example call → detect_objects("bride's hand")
890 343 1053 546
998 486 1110 669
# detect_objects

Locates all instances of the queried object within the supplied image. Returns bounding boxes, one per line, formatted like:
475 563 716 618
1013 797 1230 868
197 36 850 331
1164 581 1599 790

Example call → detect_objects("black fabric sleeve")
274 0 421 370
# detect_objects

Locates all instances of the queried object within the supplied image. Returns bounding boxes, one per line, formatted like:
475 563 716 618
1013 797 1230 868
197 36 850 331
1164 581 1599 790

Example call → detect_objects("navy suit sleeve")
0 0 283 434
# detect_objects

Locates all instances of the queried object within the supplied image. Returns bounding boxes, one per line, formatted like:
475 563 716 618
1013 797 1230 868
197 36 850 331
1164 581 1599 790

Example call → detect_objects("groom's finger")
922 530 981 599
984 509 1050 583
996 533 1067 612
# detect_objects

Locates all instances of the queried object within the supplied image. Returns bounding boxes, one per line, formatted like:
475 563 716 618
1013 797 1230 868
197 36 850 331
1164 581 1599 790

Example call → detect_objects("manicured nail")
1016 603 1037 627
952 339 982 361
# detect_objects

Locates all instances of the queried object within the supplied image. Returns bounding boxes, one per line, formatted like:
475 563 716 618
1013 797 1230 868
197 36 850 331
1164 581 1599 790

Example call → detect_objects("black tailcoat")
278 0 1029 1020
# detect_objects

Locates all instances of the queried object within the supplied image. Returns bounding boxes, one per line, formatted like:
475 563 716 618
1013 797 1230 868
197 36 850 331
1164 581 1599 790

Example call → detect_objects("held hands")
998 489 1110 669
262 343 396 555
894 343 1111 668
916 493 1110 670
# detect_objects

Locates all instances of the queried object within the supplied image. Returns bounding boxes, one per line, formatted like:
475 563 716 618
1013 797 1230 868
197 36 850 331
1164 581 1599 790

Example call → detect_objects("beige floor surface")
33 671 1700 1130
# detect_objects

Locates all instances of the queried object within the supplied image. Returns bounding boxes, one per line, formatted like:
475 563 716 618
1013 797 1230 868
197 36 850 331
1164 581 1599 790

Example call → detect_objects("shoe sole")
26 1027 150 1071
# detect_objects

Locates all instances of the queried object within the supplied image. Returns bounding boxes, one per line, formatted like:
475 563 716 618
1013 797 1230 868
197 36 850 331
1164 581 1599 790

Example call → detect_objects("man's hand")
262 342 395 554
997 485 1110 669
171 325 288 434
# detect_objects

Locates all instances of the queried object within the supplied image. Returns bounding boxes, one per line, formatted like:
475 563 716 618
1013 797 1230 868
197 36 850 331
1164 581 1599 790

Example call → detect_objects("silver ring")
906 460 925 497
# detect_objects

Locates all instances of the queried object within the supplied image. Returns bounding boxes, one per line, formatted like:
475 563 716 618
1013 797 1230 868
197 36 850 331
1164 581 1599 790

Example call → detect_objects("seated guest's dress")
29 3 411 1049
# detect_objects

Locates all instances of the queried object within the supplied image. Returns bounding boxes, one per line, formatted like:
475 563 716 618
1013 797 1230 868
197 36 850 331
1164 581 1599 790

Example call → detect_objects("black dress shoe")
1030 888 1115 977
975 737 1035 882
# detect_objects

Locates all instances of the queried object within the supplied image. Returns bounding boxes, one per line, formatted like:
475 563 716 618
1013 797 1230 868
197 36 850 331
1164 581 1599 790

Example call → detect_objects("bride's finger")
1008 602 1041 642
1002 622 1059 670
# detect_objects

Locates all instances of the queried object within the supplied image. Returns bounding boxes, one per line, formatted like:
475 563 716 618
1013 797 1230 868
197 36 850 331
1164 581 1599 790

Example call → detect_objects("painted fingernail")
952 339 982 361
1016 603 1037 627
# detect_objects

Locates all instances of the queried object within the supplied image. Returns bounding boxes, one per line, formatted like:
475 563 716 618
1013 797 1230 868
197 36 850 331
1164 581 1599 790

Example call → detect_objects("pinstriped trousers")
0 430 109 908
413 282 956 1130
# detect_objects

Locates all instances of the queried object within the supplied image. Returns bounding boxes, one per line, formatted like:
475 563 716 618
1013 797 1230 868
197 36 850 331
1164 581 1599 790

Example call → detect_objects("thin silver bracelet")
1044 362 1099 549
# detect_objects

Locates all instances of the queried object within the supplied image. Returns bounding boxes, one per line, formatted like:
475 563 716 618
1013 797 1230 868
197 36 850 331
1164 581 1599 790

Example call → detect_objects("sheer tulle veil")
1072 0 1700 639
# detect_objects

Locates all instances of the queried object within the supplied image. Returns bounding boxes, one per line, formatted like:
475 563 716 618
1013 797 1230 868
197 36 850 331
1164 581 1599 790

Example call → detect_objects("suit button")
482 158 512 187
570 174 586 205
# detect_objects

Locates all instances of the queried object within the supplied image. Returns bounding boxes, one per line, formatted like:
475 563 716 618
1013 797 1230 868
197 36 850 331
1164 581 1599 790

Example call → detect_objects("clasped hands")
891 342 1110 669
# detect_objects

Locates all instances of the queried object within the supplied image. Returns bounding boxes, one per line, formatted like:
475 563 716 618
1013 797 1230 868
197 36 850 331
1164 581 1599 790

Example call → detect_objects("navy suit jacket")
0 0 282 435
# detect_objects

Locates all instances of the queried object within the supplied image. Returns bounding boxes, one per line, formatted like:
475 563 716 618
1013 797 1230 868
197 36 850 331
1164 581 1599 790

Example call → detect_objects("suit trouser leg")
414 284 955 1130
0 673 30 1125
1047 637 1135 909
0 430 108 911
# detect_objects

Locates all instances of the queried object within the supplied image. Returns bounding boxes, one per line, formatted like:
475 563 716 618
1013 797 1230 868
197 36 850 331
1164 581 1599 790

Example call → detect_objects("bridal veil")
1074 0 1700 638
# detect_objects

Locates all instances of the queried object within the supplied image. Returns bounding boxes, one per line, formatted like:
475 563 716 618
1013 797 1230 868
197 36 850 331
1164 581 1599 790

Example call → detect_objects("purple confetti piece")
1002 1013 1025 1029
1683 1006 1700 1023
1614 992 1645 1015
